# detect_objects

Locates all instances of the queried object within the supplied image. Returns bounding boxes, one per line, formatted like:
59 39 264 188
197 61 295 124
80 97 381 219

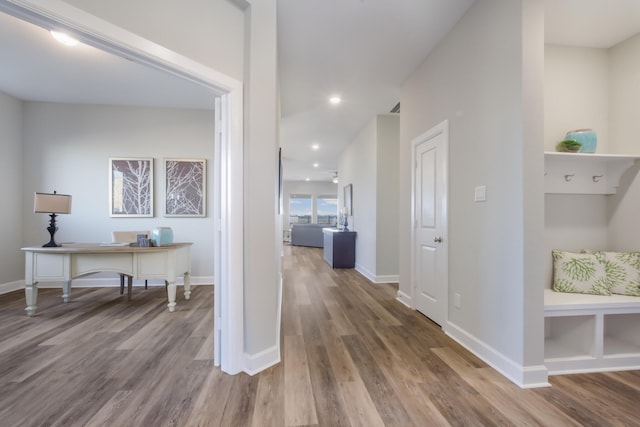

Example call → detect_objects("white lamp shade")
34 192 72 214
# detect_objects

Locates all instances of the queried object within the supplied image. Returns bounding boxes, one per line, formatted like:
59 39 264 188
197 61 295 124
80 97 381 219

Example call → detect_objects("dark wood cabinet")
323 229 356 268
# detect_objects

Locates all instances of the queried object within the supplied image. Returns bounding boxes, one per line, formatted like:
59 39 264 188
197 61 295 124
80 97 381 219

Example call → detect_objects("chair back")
111 230 151 243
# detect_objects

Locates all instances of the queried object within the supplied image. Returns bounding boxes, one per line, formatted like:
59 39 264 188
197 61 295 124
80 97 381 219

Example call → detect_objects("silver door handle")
434 236 443 243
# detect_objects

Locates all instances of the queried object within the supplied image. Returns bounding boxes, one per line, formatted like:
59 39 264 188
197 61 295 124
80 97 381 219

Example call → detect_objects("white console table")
21 243 192 316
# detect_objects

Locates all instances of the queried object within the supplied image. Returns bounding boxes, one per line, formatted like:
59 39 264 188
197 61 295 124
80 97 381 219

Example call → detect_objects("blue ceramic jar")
151 227 173 246
566 129 597 153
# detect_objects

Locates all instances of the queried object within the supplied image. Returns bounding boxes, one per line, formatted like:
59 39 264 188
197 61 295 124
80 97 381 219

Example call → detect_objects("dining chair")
111 230 150 300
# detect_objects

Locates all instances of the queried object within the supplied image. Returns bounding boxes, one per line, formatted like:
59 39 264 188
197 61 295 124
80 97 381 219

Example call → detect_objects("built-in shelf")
544 289 640 374
544 151 640 195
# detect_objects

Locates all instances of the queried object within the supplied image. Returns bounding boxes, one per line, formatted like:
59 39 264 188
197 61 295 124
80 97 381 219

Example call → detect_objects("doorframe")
410 119 449 321
0 0 245 374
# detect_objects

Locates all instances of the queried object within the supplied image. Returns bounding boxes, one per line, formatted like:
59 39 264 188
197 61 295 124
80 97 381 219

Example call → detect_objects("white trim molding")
355 264 399 284
445 321 550 389
396 290 413 308
0 280 23 295
244 345 281 376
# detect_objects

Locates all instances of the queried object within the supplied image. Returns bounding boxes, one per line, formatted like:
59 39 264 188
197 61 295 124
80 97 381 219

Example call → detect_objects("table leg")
183 273 191 300
62 280 72 303
166 280 177 312
25 281 38 316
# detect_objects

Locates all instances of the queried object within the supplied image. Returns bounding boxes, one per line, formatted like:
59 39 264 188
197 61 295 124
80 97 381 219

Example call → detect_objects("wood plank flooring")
1 244 639 426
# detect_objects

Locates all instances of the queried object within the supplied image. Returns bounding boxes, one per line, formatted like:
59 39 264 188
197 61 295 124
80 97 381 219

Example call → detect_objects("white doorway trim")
0 0 245 374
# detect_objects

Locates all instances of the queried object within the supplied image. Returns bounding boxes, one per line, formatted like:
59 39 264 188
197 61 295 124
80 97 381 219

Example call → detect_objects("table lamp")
34 191 72 247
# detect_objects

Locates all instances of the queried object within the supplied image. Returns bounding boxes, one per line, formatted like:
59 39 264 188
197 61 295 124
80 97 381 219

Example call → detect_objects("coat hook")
564 174 575 182
592 175 603 183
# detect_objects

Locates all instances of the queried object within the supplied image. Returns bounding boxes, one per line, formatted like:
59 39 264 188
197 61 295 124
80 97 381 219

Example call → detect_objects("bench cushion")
552 250 609 295
594 251 640 296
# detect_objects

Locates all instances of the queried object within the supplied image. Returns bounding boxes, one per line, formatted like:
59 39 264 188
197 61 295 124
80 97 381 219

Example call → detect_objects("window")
289 194 312 225
317 195 338 225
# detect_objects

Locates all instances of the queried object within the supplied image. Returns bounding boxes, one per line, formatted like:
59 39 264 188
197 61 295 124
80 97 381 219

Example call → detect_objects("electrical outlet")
474 185 486 202
454 293 461 309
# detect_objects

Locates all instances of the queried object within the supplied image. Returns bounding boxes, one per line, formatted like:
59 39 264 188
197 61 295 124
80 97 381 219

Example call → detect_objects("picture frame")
344 183 353 216
109 157 154 217
164 158 207 217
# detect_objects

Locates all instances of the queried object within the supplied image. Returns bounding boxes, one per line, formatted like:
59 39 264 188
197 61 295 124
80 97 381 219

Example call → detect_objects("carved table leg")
183 272 191 300
166 280 177 312
25 281 38 316
62 280 72 303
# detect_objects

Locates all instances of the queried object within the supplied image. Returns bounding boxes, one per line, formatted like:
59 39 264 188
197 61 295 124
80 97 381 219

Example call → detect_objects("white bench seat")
544 289 640 375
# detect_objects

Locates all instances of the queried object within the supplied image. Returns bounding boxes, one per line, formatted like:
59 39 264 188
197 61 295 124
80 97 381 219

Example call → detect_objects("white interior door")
412 120 448 326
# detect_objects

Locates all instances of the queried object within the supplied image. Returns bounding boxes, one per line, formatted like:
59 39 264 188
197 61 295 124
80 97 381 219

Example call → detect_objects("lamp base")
42 213 61 247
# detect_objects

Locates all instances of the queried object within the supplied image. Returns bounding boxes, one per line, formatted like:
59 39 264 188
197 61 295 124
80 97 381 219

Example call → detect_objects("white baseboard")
396 290 413 308
354 264 399 284
445 321 549 388
0 280 23 294
244 345 280 376
0 276 214 294
373 274 400 284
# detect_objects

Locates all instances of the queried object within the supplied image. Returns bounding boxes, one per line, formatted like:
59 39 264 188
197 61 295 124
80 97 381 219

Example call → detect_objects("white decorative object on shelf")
544 151 640 195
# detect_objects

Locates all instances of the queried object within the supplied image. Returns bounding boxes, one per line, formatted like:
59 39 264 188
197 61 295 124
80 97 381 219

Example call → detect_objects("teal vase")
151 227 173 246
566 129 597 153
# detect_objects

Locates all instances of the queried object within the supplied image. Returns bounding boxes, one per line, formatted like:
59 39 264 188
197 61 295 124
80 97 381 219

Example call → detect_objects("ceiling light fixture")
305 178 310 182
329 96 341 105
332 173 339 184
313 163 319 168
50 30 79 46
311 143 320 150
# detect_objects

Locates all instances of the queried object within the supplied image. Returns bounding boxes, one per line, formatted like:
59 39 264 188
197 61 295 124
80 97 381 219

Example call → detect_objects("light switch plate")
474 185 486 202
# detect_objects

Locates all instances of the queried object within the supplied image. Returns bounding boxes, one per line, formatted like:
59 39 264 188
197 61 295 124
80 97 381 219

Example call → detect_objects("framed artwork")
344 183 353 215
164 158 206 217
109 157 154 217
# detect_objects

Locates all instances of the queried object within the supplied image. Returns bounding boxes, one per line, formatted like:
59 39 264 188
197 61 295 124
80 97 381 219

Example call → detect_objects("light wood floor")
1 245 639 426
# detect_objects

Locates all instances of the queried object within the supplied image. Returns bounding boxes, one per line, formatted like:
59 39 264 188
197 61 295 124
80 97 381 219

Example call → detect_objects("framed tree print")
109 157 154 217
164 158 206 217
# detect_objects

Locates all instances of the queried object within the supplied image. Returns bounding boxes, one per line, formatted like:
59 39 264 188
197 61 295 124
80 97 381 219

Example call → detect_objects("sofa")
290 224 329 247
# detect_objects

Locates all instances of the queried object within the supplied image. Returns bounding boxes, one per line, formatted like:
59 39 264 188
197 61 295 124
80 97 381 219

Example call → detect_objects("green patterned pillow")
593 251 640 297
552 250 610 295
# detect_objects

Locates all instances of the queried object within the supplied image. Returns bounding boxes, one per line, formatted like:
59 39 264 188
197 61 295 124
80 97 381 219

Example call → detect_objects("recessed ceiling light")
50 30 79 46
311 143 320 150
313 163 319 168
305 178 310 181
329 96 341 105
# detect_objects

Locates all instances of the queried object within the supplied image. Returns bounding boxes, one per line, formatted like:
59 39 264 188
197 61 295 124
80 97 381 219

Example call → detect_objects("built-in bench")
544 289 640 374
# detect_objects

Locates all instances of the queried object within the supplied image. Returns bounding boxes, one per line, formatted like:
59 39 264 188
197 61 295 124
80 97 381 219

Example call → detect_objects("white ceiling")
0 12 215 109
1 1 639 182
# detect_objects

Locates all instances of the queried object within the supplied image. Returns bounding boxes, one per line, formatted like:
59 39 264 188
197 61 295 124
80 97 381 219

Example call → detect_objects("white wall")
544 34 640 283
0 91 24 286
240 0 280 362
62 0 245 80
282 180 338 229
544 45 609 152
339 118 377 278
400 0 545 386
376 115 400 277
338 114 400 282
21 103 215 280
608 33 640 252
609 32 640 155
543 44 610 279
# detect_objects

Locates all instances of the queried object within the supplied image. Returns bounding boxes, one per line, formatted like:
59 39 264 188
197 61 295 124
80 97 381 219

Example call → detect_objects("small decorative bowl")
556 139 582 153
